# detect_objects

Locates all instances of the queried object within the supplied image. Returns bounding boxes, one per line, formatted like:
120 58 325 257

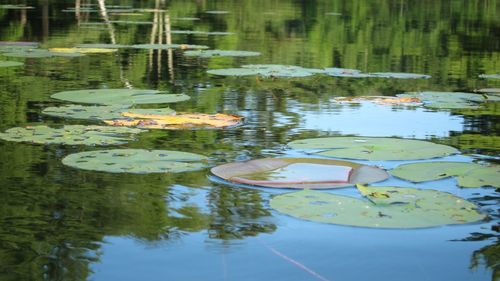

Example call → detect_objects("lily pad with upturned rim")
42 105 175 120
287 137 459 161
390 161 500 188
184 50 260 58
62 149 208 173
0 125 145 146
270 188 485 228
51 89 190 106
210 158 389 189
0 61 24 68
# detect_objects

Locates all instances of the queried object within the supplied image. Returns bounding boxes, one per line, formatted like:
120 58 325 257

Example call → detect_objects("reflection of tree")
471 240 500 281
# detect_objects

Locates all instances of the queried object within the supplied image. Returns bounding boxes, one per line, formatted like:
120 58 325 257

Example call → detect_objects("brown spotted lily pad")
210 158 389 189
104 112 243 129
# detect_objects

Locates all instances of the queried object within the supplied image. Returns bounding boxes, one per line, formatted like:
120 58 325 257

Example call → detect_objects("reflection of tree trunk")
97 0 116 44
41 0 49 41
75 0 81 25
165 12 174 82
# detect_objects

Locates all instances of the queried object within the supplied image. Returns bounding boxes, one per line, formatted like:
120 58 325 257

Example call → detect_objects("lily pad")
390 162 500 188
208 64 320 78
169 30 234 35
104 112 243 129
0 125 144 146
172 17 200 21
205 10 229 14
42 105 175 120
62 149 208 173
210 158 389 189
0 4 34 9
397 91 499 109
48 47 118 54
270 188 485 228
475 88 500 94
131 44 209 50
2 49 84 58
0 41 39 47
184 50 260 58
75 43 129 49
51 89 190 106
369 72 431 79
324 68 372 78
0 61 24 68
207 68 263 77
333 96 422 106
287 137 459 161
479 74 500 79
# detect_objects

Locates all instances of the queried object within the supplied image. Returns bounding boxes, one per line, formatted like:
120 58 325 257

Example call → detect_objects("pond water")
0 0 499 280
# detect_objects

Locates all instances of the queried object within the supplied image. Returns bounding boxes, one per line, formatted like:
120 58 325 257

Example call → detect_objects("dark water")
0 1 499 280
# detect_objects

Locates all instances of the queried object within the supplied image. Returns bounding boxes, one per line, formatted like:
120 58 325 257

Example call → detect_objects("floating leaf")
369 72 431 79
0 61 24 68
324 67 371 78
109 20 153 25
51 89 190 106
207 68 263 76
397 91 500 109
479 74 500 79
48 47 118 54
172 17 200 21
169 30 234 35
0 4 34 9
131 44 209 50
210 158 389 189
0 41 39 47
287 137 459 160
208 64 320 78
2 49 84 58
270 188 485 228
205 10 229 14
475 88 500 94
75 43 129 49
390 162 500 188
42 105 175 120
184 50 260 58
0 125 144 146
62 149 208 173
333 96 422 106
104 112 243 129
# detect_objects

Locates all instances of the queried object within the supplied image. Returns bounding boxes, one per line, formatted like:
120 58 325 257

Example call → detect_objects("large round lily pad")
207 64 320 78
42 105 175 120
62 149 208 173
324 68 372 78
0 61 24 68
131 44 209 50
0 125 144 146
210 158 389 189
397 91 500 109
287 137 459 161
51 89 190 106
104 112 243 129
270 187 485 228
390 161 500 188
369 72 431 79
184 50 260 58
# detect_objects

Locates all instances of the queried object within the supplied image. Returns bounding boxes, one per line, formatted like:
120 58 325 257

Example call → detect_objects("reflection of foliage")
471 241 500 281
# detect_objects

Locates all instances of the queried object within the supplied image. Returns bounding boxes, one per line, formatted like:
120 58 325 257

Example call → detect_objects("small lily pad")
104 112 243 129
333 96 422 106
62 149 208 173
0 4 34 9
208 64 319 78
207 68 263 76
397 91 499 109
169 30 234 35
0 125 144 146
287 137 459 160
369 72 431 79
390 162 500 188
42 105 175 120
324 68 371 78
0 41 39 47
210 158 389 189
270 188 485 228
184 50 260 58
48 47 118 54
479 74 500 79
172 17 200 21
0 61 24 68
75 43 129 49
2 49 84 58
131 44 209 50
51 89 190 106
205 10 229 14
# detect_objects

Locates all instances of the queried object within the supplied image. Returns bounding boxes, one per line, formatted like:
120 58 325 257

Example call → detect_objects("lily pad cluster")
397 91 500 109
62 149 208 173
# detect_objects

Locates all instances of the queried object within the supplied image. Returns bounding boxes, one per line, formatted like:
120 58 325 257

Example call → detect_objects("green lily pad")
42 105 175 120
208 64 320 78
270 188 485 228
324 68 372 78
184 50 260 58
390 162 500 188
0 61 24 68
50 89 190 106
62 149 208 173
205 10 229 14
0 4 34 9
75 43 129 49
0 125 144 146
287 137 459 161
2 49 84 58
479 74 500 79
207 68 263 76
210 158 389 189
397 91 499 109
131 44 209 50
475 88 500 94
169 30 234 35
172 17 200 21
109 20 153 25
369 72 431 79
0 41 39 47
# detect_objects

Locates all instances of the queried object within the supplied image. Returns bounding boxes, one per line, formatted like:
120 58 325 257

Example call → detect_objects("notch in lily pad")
270 186 485 228
210 158 389 189
51 89 190 106
0 125 145 146
62 149 208 173
390 161 500 188
287 137 459 161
